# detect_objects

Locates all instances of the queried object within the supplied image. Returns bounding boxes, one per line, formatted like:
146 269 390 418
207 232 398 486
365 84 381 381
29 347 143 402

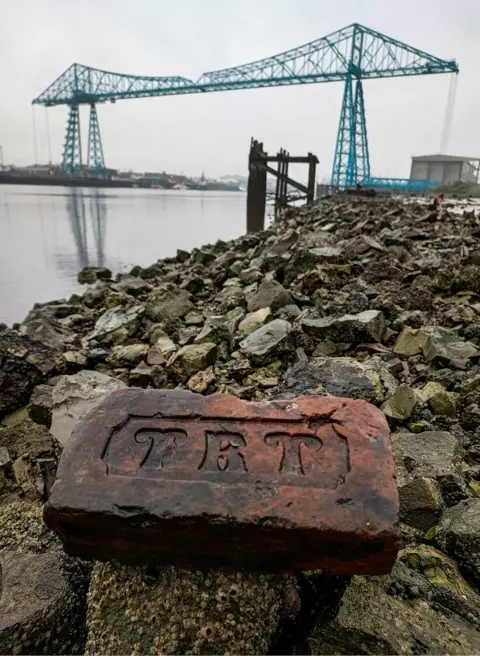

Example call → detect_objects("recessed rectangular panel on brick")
43 389 399 573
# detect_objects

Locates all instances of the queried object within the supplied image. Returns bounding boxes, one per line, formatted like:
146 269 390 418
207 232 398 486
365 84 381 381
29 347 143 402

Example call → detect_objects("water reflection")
0 185 246 325
64 189 107 271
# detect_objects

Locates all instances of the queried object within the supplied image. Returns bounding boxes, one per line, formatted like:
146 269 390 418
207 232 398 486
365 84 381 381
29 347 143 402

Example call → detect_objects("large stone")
0 419 60 501
0 502 90 655
77 266 112 284
393 326 427 356
44 389 399 574
167 342 217 382
238 307 272 335
115 275 152 296
393 431 466 507
284 247 335 284
265 227 298 256
28 383 54 427
239 267 263 285
381 384 417 420
84 305 144 346
310 558 480 655
194 316 232 347
19 304 76 351
422 326 479 369
302 310 385 344
399 477 442 531
239 319 294 365
436 499 480 585
0 325 57 420
422 381 458 417
50 370 126 446
149 330 177 360
145 286 194 323
129 361 155 389
86 563 285 656
272 357 394 404
186 366 216 393
247 280 292 313
107 343 149 368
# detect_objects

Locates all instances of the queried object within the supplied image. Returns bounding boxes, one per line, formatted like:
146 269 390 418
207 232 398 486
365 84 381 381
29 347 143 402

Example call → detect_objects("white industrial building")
410 154 480 185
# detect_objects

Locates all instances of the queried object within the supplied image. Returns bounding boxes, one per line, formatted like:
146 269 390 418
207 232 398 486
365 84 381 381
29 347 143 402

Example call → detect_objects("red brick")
44 389 399 574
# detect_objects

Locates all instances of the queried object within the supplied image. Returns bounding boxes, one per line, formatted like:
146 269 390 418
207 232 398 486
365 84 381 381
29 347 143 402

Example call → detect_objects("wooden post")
246 139 267 233
307 153 317 203
247 138 318 231
274 149 282 220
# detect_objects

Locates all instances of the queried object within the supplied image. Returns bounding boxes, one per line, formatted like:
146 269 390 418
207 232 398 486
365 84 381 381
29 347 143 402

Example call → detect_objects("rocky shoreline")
2 193 480 653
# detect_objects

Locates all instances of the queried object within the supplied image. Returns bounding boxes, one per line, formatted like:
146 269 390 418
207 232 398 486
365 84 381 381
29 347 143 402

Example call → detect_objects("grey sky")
1 0 479 180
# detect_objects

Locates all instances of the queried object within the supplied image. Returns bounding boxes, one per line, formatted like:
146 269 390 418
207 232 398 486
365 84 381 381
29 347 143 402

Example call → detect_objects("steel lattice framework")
32 23 458 185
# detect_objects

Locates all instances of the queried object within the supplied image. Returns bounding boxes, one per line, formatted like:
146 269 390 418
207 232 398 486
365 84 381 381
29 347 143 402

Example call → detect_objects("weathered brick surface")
44 389 399 574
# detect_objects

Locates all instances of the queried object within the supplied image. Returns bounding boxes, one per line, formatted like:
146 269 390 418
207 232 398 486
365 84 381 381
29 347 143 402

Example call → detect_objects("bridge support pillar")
62 103 83 174
331 76 370 188
87 104 106 174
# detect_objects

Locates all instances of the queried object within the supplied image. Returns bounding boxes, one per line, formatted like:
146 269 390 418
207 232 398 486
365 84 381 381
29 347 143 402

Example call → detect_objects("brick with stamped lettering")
43 389 399 573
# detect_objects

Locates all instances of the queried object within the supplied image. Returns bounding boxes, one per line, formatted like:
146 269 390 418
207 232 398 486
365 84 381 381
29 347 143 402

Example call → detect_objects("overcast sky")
1 0 479 180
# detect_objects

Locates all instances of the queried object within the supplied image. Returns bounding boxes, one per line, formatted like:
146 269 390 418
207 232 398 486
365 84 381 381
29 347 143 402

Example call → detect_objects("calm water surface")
0 185 249 325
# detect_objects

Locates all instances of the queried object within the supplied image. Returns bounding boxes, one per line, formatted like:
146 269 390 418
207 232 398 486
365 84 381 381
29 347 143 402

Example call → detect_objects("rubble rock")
62 350 87 368
186 366 216 393
422 327 479 369
77 266 112 284
381 384 417 420
28 383 54 427
238 307 272 335
247 280 292 313
107 343 149 368
0 325 57 420
310 554 480 654
19 304 77 351
129 361 154 388
149 330 177 357
272 357 392 404
50 370 126 446
84 305 144 346
0 502 90 655
239 319 293 365
194 316 232 348
302 310 385 344
167 343 217 382
399 477 442 531
0 419 60 501
239 267 263 285
393 431 467 507
145 286 194 323
115 275 152 296
422 381 459 418
436 498 480 585
393 326 427 356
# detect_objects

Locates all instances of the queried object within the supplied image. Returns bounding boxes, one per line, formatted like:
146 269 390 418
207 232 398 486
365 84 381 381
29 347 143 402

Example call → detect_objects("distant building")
410 154 480 186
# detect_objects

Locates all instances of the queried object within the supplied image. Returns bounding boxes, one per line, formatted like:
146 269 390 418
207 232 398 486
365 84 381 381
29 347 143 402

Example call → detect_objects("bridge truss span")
32 23 458 186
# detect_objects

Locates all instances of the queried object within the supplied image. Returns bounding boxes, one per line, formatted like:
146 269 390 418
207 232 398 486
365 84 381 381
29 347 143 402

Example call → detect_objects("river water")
0 185 250 326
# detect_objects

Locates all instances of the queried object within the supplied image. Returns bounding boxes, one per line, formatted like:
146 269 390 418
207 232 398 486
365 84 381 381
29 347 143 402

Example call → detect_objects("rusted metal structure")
246 139 318 233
